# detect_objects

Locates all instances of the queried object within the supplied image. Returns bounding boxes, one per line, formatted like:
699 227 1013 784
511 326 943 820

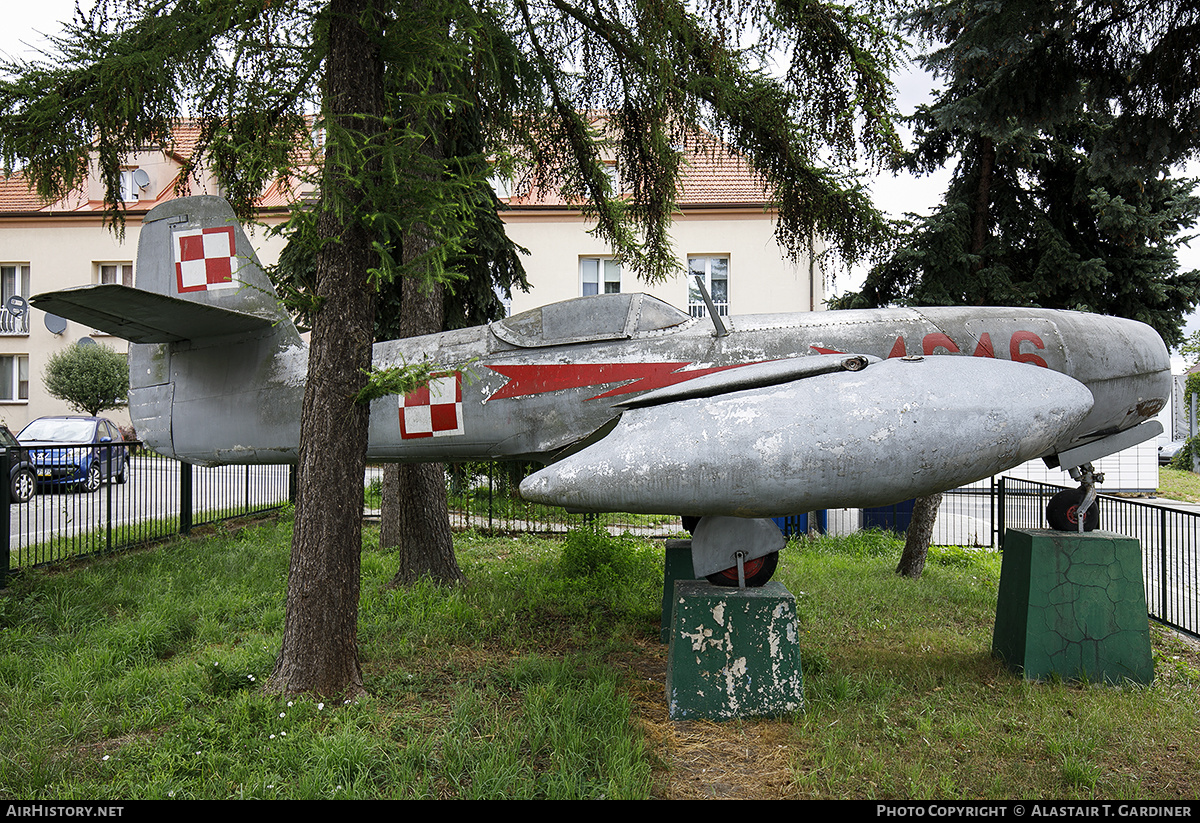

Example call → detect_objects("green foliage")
1170 371 1200 471
1170 438 1199 472
0 0 907 281
352 361 438 405
42 342 130 417
833 0 1200 349
558 524 646 582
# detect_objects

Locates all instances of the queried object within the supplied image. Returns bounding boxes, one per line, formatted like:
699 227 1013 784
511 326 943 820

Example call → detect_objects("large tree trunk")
898 136 995 579
266 0 383 697
383 275 462 585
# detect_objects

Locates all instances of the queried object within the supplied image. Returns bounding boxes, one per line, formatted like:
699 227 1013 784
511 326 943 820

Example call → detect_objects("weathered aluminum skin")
30 196 1172 518
520 356 1095 516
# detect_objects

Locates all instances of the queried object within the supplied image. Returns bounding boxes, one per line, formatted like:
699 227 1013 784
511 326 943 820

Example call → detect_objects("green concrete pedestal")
666 579 803 719
993 529 1153 685
661 539 697 643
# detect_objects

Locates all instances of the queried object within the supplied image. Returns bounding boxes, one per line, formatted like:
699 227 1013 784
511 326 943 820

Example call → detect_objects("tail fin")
31 196 305 464
135 196 295 332
31 196 296 343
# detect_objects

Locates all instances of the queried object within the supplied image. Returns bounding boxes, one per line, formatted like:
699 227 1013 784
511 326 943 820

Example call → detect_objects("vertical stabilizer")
128 197 305 463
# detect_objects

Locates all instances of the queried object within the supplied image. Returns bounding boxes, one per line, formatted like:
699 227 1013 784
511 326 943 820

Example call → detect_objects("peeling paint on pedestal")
666 580 805 720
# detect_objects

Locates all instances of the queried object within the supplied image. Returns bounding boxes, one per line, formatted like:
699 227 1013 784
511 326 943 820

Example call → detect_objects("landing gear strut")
1047 463 1101 532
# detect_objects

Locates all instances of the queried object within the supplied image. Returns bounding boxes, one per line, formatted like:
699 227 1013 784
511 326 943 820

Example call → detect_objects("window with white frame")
99 263 134 287
0 265 30 335
119 168 150 202
580 257 621 296
687 256 729 318
603 162 621 195
0 354 29 402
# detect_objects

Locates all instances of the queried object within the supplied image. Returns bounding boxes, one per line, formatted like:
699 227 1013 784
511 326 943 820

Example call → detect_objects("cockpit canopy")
491 293 693 348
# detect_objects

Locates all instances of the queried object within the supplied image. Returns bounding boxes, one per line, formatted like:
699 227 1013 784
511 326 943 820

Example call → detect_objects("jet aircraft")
31 196 1171 585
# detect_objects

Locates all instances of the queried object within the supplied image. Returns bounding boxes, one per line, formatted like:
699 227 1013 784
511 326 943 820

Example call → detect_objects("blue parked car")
17 416 129 492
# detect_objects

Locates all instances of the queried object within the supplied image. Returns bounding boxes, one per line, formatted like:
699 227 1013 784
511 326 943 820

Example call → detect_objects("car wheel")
82 463 102 493
116 457 128 485
10 468 35 503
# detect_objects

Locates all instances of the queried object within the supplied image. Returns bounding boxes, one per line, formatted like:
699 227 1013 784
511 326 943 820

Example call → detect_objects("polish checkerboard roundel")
399 372 465 439
175 227 239 293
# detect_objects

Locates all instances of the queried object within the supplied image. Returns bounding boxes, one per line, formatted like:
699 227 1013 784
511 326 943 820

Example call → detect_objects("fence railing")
1 444 294 586
7 449 1196 638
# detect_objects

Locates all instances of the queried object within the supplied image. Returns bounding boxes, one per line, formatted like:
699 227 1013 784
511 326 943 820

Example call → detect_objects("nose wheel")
705 550 780 587
1047 463 1101 532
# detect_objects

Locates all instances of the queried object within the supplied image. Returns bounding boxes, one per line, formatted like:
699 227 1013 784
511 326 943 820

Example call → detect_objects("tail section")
32 196 306 464
134 196 296 332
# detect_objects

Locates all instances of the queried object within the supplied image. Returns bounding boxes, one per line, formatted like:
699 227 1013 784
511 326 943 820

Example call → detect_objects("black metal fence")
1 444 295 586
6 449 1196 638
857 476 1199 638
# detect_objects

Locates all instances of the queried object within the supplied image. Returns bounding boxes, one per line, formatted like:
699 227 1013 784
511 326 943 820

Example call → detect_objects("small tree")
43 343 129 417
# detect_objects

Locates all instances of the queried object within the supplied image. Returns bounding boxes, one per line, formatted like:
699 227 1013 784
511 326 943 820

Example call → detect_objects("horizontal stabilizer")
31 284 275 343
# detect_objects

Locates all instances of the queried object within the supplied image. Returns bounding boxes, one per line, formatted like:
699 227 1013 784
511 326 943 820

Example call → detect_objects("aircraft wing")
31 284 276 344
520 354 1097 518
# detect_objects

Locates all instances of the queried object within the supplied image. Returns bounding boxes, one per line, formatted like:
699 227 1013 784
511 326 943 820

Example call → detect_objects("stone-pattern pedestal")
992 529 1153 685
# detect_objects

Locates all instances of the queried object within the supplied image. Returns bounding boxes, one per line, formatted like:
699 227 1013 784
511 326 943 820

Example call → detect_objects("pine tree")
835 0 1200 577
0 0 905 695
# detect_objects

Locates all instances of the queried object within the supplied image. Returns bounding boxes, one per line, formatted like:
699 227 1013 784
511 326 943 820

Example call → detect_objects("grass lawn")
0 517 1196 799
1157 466 1200 503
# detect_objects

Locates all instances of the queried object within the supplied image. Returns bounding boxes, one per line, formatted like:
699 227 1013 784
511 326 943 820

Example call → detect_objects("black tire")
116 457 128 485
81 463 102 493
1047 488 1099 532
705 550 779 587
10 468 35 504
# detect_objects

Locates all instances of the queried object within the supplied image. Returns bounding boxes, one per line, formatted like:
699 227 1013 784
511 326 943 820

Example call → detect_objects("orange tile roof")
0 119 312 215
505 128 771 209
0 172 56 212
0 118 767 214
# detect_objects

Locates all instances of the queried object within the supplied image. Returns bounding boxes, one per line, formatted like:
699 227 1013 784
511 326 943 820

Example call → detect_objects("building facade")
498 131 825 319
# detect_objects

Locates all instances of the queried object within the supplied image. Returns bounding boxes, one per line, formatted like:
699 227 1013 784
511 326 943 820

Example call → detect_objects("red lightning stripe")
485 362 754 402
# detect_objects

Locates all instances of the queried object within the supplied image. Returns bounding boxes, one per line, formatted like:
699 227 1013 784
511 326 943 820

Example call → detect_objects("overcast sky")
3 2 1197 359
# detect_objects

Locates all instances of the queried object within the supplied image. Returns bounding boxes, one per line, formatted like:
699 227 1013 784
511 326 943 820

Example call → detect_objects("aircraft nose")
1065 314 1172 433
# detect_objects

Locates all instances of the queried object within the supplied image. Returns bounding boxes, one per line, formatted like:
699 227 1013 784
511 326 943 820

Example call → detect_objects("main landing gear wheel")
690 516 786 588
1047 487 1099 532
705 550 779 587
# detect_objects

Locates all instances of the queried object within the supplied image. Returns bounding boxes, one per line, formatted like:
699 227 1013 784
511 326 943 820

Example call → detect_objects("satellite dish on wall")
44 314 67 335
132 168 151 190
76 337 96 346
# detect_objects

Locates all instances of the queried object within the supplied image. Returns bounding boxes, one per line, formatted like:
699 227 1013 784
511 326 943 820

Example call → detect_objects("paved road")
8 457 291 554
